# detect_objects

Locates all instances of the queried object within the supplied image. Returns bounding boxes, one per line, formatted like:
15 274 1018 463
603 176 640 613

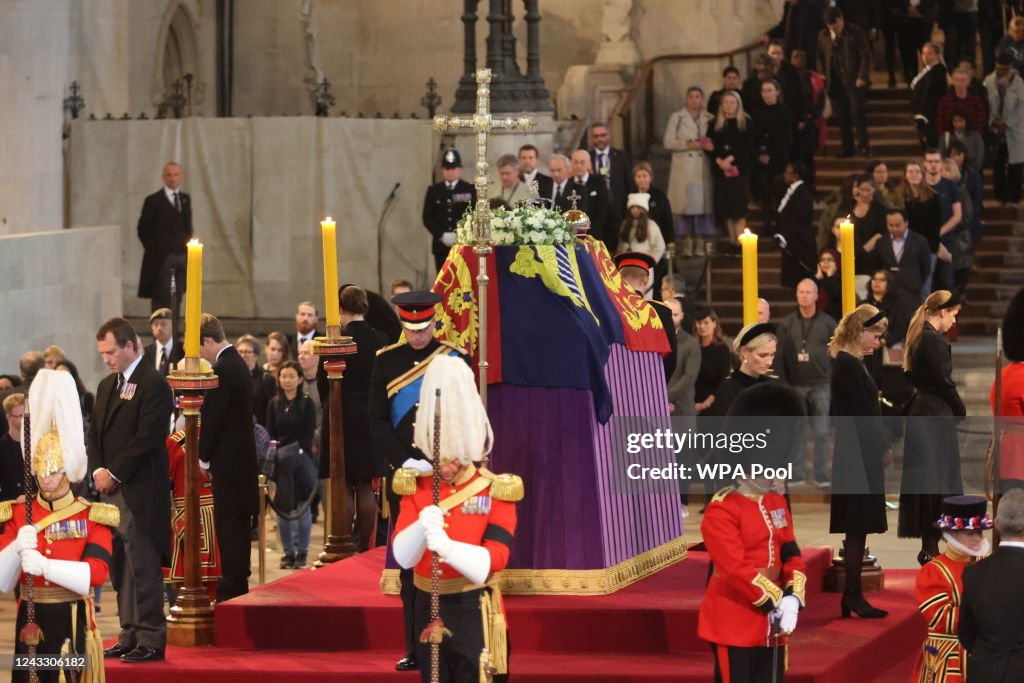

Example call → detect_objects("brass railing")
609 40 764 161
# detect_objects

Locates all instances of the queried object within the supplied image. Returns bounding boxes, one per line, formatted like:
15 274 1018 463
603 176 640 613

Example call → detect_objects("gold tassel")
59 637 69 683
488 474 524 502
488 587 509 675
392 468 418 496
380 489 391 520
84 596 105 683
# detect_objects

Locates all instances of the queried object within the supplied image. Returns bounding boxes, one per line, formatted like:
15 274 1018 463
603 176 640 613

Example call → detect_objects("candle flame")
188 238 201 246
324 216 333 222
742 228 752 235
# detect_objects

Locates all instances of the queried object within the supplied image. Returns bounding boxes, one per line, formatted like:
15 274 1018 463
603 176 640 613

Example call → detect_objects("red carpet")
105 546 927 682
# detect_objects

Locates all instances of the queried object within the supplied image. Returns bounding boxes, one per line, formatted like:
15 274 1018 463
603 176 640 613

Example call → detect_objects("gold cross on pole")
433 68 535 244
432 68 535 413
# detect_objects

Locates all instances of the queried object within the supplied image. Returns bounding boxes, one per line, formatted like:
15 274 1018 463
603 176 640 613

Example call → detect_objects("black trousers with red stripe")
712 643 784 683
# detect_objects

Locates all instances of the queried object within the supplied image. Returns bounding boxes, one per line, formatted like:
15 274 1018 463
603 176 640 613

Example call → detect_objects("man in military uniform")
392 355 521 683
369 291 468 672
613 251 678 381
699 383 808 682
0 369 119 682
423 149 476 274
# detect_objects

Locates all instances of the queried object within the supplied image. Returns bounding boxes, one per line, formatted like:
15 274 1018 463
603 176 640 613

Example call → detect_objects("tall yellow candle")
321 217 340 328
184 239 203 358
839 220 856 315
739 229 758 326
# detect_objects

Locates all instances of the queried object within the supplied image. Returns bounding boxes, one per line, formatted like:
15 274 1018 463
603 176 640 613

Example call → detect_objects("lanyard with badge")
797 313 814 363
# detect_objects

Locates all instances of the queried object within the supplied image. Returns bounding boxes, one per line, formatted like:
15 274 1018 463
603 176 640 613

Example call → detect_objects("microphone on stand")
378 182 402 294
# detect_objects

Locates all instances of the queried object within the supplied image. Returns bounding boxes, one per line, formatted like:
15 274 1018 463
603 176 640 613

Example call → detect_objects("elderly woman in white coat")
984 54 1024 204
664 86 716 257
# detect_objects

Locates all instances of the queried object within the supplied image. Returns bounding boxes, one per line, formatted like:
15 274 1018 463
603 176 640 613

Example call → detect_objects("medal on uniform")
453 193 472 203
462 496 491 515
121 382 137 401
46 518 88 542
770 508 788 529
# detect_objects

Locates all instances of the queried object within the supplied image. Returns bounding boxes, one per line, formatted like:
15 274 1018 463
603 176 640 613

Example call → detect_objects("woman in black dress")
705 322 778 418
898 291 966 565
847 174 890 275
862 270 914 412
692 304 733 415
337 285 387 551
828 304 893 619
706 90 753 246
815 246 844 323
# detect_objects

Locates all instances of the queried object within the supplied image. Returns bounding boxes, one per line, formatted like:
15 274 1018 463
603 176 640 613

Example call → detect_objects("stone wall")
0 226 123 388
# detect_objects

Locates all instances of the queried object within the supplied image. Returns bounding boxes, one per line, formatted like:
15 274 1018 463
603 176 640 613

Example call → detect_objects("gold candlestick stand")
166 356 219 646
313 325 358 565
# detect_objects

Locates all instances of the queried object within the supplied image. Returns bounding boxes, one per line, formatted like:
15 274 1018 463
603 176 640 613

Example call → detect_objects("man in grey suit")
666 297 701 417
960 490 1024 682
874 208 931 302
89 318 173 663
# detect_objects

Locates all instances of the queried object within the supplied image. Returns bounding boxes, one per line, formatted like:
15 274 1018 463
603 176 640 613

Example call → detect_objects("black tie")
174 191 182 212
555 184 563 205
116 373 125 395
160 347 169 375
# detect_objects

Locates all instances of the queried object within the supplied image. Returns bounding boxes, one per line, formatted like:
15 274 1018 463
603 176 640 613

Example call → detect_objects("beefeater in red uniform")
0 369 118 683
391 356 523 683
698 382 809 682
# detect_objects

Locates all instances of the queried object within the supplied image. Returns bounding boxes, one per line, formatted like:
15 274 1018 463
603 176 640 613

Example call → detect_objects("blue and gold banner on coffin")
496 243 615 422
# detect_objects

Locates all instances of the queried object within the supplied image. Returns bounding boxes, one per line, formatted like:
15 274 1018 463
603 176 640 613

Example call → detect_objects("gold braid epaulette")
0 500 11 524
438 340 467 355
87 501 120 528
478 468 524 502
710 485 738 504
392 468 420 496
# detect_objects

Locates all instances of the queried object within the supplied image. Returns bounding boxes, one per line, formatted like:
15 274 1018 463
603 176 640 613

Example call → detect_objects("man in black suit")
137 162 192 313
142 308 184 377
287 301 322 357
588 122 633 240
911 42 949 149
874 208 931 302
198 313 259 602
518 144 553 202
548 153 574 211
422 148 476 273
569 149 611 250
774 162 817 288
959 489 1024 682
89 317 173 663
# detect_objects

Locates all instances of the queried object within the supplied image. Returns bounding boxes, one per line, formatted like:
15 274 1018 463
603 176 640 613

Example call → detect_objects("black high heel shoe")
840 592 888 619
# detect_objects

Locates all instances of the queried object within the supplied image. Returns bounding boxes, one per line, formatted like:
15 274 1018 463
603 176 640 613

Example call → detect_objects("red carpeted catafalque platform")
105 545 926 682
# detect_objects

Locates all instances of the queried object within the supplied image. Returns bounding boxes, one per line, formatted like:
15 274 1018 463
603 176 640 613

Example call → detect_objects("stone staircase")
685 84 1024 336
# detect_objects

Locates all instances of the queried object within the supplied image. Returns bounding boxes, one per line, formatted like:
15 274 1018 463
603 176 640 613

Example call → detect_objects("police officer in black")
422 149 476 273
368 291 469 672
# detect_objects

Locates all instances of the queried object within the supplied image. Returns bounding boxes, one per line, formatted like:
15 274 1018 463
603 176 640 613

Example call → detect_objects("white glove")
775 594 800 635
402 458 434 474
20 549 47 577
424 526 455 559
418 505 446 532
15 525 37 553
441 231 456 247
774 233 787 249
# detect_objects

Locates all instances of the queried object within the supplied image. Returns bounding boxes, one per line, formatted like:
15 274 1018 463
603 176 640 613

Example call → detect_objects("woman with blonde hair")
898 291 966 565
705 322 776 418
707 90 754 246
828 304 894 618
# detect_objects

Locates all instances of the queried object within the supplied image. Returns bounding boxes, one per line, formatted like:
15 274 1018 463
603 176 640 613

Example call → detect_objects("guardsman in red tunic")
698 382 808 683
0 369 117 683
163 428 221 602
391 356 522 683
911 495 992 683
991 287 1024 491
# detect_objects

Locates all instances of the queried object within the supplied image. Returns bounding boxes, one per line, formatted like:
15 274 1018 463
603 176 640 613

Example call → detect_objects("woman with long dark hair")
828 304 893 619
815 245 844 323
692 304 733 415
898 291 966 565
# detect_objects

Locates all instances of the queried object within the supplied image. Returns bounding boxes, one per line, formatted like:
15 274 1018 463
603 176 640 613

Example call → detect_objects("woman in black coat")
863 269 915 412
336 285 387 552
704 322 778 418
828 304 893 619
707 91 754 245
898 290 966 564
692 305 733 415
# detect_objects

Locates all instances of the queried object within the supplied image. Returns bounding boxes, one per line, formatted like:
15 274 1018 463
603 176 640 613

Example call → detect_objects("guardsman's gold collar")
451 464 477 487
39 487 75 512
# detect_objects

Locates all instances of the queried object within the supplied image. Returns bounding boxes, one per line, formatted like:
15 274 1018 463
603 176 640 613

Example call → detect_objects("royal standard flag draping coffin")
420 230 683 592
